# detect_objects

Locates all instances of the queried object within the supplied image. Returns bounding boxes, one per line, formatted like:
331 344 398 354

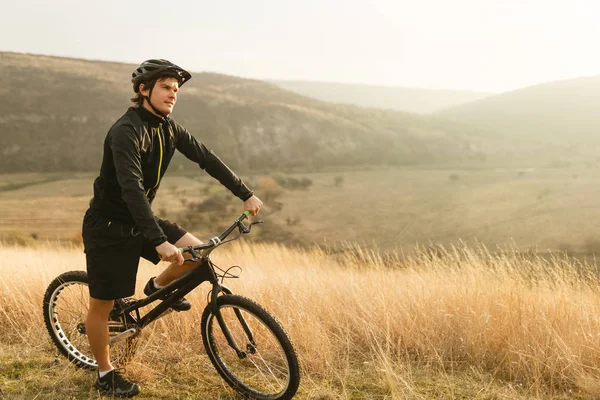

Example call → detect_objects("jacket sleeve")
109 125 168 246
174 124 254 201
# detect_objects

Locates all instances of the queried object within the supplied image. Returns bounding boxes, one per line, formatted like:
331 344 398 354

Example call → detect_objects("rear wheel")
42 271 138 369
201 294 300 400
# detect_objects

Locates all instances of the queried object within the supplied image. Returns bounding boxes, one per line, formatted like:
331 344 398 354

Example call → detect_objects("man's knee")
174 232 204 248
88 297 114 316
172 233 204 269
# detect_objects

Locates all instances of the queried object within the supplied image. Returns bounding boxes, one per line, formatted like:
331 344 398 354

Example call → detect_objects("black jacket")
89 106 253 246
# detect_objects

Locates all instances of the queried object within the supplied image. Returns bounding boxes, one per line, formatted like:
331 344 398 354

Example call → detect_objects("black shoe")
143 277 191 312
95 369 140 398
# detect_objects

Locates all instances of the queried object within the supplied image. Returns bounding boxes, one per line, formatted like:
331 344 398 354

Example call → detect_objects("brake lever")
182 246 202 263
239 220 264 234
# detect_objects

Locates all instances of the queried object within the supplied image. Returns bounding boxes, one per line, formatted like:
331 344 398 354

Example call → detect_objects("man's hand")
155 241 184 265
244 195 263 216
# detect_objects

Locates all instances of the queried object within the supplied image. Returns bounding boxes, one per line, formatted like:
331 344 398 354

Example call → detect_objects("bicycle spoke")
206 302 293 397
53 304 85 319
75 288 89 310
252 350 289 377
56 291 87 315
245 355 282 392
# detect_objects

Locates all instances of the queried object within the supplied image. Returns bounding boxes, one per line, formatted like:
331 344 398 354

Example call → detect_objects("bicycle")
42 211 301 400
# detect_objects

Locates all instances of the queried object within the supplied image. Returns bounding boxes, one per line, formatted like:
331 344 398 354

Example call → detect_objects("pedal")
109 327 139 345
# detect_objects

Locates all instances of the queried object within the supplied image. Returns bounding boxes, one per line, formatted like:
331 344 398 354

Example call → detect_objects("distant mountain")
438 76 600 148
0 52 517 173
272 80 491 114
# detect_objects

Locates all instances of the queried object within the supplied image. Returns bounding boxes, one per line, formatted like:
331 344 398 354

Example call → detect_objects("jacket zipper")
145 125 164 197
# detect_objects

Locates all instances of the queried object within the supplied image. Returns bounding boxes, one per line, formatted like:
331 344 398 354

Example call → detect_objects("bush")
286 216 300 226
259 176 283 202
0 232 38 247
272 175 313 190
175 192 237 231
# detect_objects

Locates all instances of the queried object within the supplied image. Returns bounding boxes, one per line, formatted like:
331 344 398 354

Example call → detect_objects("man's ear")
139 83 149 96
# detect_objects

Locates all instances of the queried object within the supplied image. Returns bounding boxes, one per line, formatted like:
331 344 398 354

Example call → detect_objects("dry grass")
0 241 599 399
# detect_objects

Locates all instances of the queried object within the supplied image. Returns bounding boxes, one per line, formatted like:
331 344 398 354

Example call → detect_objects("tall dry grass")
2 241 600 398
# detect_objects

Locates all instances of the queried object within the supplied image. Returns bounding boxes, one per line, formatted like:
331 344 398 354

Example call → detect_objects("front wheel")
201 294 300 400
42 271 138 369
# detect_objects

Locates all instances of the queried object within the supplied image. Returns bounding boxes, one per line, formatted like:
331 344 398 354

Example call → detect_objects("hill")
273 80 491 113
439 76 600 150
0 52 508 173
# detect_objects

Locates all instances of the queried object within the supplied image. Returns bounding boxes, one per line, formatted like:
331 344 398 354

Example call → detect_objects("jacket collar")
134 105 166 126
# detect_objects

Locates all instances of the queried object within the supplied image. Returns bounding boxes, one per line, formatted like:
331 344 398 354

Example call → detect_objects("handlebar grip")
237 210 251 222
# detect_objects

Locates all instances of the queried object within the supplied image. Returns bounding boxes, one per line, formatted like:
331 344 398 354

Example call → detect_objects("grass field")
2 165 600 257
2 241 600 399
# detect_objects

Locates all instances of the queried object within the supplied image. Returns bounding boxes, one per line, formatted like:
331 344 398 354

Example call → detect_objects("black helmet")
131 59 192 93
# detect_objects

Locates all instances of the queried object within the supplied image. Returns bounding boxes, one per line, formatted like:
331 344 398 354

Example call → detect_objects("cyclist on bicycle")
82 59 262 397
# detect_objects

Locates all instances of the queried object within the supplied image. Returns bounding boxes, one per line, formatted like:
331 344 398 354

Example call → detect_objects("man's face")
141 77 180 115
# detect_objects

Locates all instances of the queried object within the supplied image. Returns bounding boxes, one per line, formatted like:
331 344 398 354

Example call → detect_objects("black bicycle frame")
108 212 261 356
114 253 254 357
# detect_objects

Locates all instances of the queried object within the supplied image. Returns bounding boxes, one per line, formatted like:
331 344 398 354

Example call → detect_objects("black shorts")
82 209 187 300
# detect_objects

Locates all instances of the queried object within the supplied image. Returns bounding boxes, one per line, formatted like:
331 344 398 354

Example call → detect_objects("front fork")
211 283 256 359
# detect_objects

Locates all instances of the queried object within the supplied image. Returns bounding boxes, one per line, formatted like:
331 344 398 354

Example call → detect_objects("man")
83 59 262 398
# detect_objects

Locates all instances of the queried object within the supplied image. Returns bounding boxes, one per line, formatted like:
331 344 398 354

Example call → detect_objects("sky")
2 0 600 93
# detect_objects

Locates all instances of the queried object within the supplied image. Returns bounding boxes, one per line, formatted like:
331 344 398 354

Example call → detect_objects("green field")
1 165 599 258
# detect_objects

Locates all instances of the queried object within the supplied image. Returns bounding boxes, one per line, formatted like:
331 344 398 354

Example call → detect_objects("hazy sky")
2 0 600 93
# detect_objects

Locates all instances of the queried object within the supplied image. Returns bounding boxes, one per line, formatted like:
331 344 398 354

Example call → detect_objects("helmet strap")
142 86 167 119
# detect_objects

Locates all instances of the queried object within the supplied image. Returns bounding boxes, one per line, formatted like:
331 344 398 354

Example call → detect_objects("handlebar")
179 211 264 261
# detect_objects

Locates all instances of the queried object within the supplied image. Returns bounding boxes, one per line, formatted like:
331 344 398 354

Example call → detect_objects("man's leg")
86 297 114 372
88 297 141 397
154 233 204 286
